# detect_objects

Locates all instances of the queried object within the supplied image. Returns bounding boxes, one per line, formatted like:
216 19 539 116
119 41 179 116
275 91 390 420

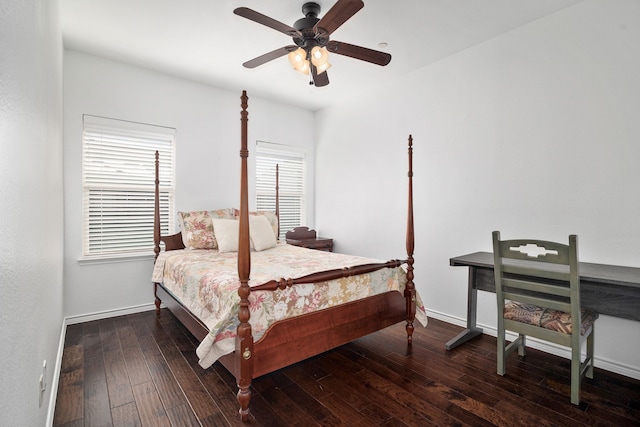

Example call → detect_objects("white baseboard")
65 303 157 325
45 303 157 426
425 309 640 381
45 319 67 427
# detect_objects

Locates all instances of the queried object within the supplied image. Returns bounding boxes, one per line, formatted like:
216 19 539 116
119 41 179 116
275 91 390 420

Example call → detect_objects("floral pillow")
178 208 234 249
233 209 279 239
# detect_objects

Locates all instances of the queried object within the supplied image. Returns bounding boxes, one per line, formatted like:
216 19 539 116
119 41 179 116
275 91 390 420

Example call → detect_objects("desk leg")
445 266 483 350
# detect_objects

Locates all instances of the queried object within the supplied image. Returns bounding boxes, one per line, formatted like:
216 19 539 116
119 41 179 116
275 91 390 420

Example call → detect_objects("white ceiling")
59 0 582 111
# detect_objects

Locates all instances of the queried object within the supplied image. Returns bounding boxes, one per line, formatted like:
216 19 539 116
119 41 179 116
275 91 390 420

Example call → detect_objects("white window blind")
256 142 305 239
82 115 175 258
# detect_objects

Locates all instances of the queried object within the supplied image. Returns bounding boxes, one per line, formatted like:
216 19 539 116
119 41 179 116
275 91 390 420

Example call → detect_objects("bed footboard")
219 290 408 379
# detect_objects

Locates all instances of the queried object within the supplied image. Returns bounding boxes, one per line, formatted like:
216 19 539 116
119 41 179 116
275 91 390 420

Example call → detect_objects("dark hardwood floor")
53 309 640 426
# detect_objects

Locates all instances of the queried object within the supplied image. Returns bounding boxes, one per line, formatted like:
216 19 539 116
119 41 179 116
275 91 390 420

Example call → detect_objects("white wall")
0 0 64 425
315 0 640 377
63 51 315 318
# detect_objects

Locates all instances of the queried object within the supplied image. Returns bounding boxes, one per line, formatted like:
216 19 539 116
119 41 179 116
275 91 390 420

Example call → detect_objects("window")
256 141 305 239
82 115 175 258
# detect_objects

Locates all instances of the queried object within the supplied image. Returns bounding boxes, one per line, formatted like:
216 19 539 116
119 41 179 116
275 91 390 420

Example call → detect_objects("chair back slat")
501 263 570 282
497 239 571 264
503 278 572 298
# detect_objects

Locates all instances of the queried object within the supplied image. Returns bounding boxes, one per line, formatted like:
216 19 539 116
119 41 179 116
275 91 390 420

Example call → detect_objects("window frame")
81 114 176 260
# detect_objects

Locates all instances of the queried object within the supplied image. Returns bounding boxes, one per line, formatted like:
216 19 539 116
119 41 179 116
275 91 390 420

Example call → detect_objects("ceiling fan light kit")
234 0 391 87
288 46 331 76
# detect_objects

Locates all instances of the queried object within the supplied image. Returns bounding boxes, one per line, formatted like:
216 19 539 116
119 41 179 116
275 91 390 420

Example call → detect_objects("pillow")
212 218 240 253
250 215 277 251
178 208 234 249
257 211 279 239
233 209 279 239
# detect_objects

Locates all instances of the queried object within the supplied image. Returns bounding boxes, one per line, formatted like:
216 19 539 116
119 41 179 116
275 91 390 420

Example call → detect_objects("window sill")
78 253 156 265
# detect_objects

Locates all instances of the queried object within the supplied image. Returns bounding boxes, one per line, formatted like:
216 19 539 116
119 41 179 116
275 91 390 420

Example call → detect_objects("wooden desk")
446 251 640 350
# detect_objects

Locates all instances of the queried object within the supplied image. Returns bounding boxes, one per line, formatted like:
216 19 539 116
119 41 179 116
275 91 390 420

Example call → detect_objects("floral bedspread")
152 243 428 368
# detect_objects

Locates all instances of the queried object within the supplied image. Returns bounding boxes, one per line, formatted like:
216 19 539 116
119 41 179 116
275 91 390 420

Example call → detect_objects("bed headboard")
152 122 280 258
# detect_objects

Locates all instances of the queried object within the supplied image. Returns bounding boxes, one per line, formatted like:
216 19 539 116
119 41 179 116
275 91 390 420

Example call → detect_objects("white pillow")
212 218 240 253
250 215 277 251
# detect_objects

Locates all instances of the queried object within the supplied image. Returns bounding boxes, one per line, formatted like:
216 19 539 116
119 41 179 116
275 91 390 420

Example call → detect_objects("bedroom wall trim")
426 309 640 381
46 320 67 427
65 302 157 325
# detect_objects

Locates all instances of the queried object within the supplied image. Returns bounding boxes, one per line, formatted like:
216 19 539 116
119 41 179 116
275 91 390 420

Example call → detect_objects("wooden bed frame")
153 90 417 421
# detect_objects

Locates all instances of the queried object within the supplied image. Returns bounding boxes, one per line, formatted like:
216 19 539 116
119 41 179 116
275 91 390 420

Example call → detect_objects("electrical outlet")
39 360 47 407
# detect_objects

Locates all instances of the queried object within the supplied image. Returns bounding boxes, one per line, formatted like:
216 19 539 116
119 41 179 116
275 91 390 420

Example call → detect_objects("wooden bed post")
236 90 254 421
405 135 416 344
154 151 162 314
275 164 280 240
154 151 161 260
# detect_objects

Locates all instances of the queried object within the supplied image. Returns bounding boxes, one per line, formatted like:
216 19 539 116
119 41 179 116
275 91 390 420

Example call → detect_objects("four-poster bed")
152 90 426 421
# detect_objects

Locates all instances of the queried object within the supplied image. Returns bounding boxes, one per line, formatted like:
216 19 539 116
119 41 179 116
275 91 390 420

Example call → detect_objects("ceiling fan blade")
311 64 330 87
243 46 297 69
234 7 301 37
313 0 364 36
327 40 391 66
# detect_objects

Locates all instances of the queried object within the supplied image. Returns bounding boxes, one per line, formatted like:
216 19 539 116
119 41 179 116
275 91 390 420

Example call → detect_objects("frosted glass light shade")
288 47 310 75
310 46 331 74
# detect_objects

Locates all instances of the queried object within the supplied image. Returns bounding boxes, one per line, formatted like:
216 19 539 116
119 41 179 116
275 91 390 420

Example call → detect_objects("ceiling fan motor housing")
293 2 327 49
301 2 321 19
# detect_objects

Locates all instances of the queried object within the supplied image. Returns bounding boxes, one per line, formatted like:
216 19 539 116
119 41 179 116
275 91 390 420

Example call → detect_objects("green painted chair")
492 231 597 405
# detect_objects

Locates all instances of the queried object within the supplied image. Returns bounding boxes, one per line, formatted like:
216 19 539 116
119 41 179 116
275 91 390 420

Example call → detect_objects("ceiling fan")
233 0 391 87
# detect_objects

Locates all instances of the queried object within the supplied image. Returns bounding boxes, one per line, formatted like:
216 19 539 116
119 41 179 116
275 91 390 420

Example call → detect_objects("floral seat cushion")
504 301 598 335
